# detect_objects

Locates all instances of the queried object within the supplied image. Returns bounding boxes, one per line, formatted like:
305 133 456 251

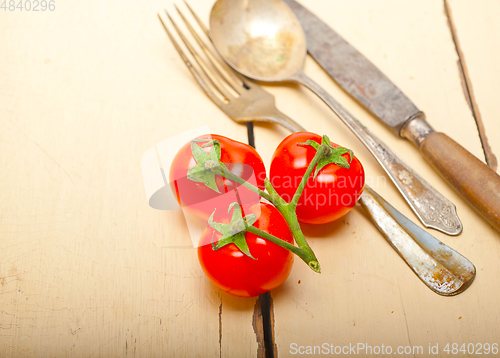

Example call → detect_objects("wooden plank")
446 0 500 172
259 1 500 356
0 0 260 356
2 0 500 356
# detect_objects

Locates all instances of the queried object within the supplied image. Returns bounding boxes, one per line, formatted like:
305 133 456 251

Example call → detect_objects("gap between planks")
253 293 277 358
444 0 498 171
242 5 496 357
246 122 277 358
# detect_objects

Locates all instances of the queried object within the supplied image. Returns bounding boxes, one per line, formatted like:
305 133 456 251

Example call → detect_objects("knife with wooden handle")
284 0 500 232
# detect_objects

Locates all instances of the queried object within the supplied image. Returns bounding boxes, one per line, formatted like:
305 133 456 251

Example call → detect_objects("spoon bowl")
210 0 306 81
206 0 473 294
209 0 463 236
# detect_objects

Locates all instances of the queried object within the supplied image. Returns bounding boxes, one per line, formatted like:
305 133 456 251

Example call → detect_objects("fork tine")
183 0 210 38
181 1 246 91
164 10 235 101
157 14 226 108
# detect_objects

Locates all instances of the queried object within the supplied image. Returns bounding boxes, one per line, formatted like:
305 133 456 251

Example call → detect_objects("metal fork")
157 3 475 296
158 3 304 133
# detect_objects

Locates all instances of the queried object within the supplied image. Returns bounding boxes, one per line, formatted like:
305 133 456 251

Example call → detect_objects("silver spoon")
206 0 475 294
209 0 462 236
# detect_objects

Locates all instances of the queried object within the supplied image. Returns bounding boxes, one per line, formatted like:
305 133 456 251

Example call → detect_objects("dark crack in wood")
252 293 278 358
247 122 277 358
444 0 498 170
219 295 222 358
262 293 277 358
247 122 255 149
253 296 266 358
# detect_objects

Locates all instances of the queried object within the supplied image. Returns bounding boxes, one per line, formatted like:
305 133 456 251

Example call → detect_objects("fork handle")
263 109 306 133
289 70 462 235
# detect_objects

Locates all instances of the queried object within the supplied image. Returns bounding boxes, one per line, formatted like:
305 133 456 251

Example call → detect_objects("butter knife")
285 0 500 232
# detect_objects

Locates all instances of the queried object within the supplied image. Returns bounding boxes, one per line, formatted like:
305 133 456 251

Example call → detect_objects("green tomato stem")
272 202 320 272
289 144 329 211
264 178 287 206
206 145 333 274
246 226 320 273
212 166 277 205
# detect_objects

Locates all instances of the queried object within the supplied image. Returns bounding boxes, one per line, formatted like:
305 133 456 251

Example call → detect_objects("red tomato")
169 134 266 221
270 132 365 224
198 202 294 297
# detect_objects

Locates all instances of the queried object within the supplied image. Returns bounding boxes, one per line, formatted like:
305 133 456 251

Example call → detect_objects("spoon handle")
289 70 462 236
277 114 475 295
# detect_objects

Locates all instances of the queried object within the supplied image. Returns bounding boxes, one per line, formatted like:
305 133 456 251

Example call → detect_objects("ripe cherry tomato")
269 132 365 224
169 134 266 221
198 202 294 297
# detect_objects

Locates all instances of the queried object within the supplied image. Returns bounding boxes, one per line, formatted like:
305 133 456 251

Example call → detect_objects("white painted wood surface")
1 0 499 357
265 1 500 357
447 0 500 172
0 1 259 356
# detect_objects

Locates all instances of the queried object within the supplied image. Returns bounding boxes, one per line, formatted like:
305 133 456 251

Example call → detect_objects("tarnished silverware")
157 3 475 295
159 3 304 134
361 187 474 295
209 0 462 236
285 0 500 233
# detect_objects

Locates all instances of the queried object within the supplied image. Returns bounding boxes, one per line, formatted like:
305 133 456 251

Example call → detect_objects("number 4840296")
1 0 55 11
443 343 498 355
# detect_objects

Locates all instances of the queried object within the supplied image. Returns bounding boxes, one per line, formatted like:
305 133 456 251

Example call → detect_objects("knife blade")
285 0 500 232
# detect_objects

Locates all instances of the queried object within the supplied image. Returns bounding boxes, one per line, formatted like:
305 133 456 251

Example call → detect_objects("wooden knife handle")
420 131 500 231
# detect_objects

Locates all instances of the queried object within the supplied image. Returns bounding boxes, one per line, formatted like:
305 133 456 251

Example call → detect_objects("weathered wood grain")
1 0 500 357
447 0 500 173
258 1 500 357
0 1 259 356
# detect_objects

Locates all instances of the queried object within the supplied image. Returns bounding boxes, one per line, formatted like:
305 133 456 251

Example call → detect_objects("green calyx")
187 138 227 193
209 203 258 260
298 135 354 179
184 135 326 273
